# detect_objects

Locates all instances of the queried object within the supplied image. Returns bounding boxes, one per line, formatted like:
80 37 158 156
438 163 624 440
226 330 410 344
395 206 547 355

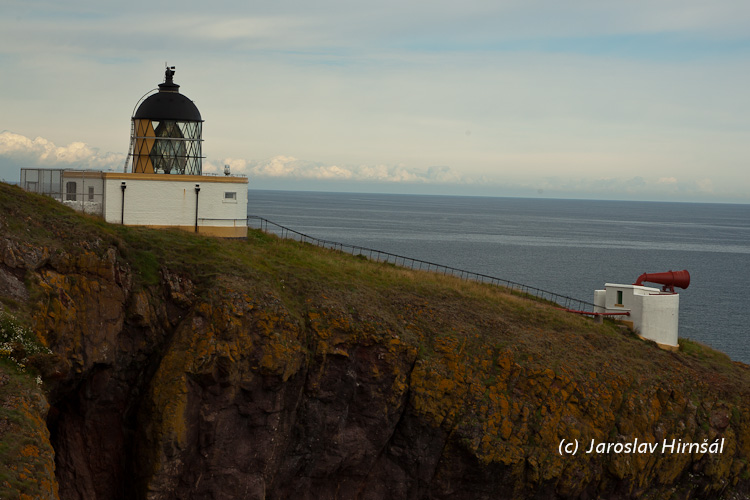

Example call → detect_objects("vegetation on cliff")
1 181 749 499
0 357 57 500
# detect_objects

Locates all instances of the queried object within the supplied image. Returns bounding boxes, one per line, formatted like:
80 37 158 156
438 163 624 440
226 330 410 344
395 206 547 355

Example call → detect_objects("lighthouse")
20 66 249 238
129 66 203 175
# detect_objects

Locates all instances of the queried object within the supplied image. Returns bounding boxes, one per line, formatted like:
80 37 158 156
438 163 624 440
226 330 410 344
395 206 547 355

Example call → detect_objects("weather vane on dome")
164 63 176 84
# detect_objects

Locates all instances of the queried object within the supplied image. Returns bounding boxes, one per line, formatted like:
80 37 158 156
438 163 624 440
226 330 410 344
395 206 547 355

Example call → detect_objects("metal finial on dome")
158 65 179 92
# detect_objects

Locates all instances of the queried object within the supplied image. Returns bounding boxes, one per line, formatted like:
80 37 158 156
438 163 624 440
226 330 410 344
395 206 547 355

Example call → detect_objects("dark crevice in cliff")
44 275 192 500
378 355 419 443
358 354 420 498
122 323 181 500
47 364 127 500
126 292 198 500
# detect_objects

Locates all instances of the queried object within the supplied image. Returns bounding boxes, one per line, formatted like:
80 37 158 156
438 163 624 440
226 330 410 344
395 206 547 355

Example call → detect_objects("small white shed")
594 284 680 350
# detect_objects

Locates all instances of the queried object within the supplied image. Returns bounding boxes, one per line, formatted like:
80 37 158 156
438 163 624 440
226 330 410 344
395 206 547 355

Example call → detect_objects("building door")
66 182 77 201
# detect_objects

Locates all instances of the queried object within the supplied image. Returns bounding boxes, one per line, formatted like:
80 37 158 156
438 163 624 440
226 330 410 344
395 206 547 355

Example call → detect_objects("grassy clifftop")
1 181 749 499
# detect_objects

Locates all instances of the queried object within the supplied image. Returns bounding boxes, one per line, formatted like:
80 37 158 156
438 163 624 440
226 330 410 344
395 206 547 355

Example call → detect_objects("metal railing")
247 216 600 313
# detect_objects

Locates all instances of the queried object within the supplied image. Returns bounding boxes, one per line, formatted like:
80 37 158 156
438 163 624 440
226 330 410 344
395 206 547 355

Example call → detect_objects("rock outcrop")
1 183 749 499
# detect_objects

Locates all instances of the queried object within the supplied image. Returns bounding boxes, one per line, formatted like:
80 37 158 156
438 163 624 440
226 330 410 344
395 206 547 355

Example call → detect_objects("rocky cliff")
1 182 749 500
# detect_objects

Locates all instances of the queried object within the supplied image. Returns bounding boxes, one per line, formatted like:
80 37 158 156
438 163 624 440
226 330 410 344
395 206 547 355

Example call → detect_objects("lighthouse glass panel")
148 120 202 175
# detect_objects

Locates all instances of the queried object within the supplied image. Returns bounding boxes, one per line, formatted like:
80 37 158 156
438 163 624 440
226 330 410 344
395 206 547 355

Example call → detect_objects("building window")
616 290 623 305
88 186 95 201
223 191 237 203
66 182 77 201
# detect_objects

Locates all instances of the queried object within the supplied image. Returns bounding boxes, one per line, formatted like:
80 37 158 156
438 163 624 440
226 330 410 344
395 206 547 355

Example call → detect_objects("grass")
0 359 53 500
3 181 750 395
676 337 748 394
7 179 748 389
0 183 109 248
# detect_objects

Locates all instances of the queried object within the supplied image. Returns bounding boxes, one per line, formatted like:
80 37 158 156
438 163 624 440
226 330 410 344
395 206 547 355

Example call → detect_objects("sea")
247 190 750 365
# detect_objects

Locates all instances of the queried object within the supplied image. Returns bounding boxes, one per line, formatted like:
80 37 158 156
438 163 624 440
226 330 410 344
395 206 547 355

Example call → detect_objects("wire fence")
247 216 601 314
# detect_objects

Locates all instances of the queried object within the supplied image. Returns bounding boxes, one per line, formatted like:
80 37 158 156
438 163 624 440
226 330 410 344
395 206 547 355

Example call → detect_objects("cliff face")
1 183 750 500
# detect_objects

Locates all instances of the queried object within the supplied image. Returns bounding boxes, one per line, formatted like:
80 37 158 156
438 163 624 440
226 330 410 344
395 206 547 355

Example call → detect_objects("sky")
1 0 749 202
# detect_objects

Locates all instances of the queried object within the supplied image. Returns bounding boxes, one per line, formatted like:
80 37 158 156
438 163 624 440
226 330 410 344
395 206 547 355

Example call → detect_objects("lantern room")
129 66 203 175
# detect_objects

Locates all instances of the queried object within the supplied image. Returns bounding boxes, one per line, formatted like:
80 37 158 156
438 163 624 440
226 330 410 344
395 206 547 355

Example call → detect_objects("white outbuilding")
594 270 690 351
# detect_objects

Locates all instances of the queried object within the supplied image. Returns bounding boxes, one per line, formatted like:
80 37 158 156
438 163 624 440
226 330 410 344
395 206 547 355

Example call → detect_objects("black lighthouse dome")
129 66 204 175
133 67 202 122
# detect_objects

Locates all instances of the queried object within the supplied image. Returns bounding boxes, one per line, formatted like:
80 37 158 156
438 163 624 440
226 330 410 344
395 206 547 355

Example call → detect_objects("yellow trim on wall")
104 173 248 184
130 224 247 238
636 334 679 352
62 170 106 179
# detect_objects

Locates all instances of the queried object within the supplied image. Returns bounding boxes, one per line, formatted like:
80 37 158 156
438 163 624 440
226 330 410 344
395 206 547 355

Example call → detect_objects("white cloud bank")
1 131 744 202
0 131 124 171
526 175 728 202
204 156 467 185
0 130 465 185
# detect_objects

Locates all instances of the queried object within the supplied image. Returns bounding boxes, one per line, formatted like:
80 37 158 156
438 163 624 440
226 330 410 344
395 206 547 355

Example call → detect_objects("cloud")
3 131 463 186
695 178 714 193
205 155 469 185
657 177 679 184
2 132 745 202
524 175 734 201
0 131 124 171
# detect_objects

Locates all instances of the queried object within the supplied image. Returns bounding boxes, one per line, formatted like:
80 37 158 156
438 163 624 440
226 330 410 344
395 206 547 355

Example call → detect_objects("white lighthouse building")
21 66 248 238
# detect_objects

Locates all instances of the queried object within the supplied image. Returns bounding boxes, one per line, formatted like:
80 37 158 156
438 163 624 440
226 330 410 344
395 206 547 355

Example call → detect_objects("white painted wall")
58 171 106 215
102 174 248 232
635 292 679 347
593 289 606 313
594 284 680 348
61 175 104 200
20 169 248 236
